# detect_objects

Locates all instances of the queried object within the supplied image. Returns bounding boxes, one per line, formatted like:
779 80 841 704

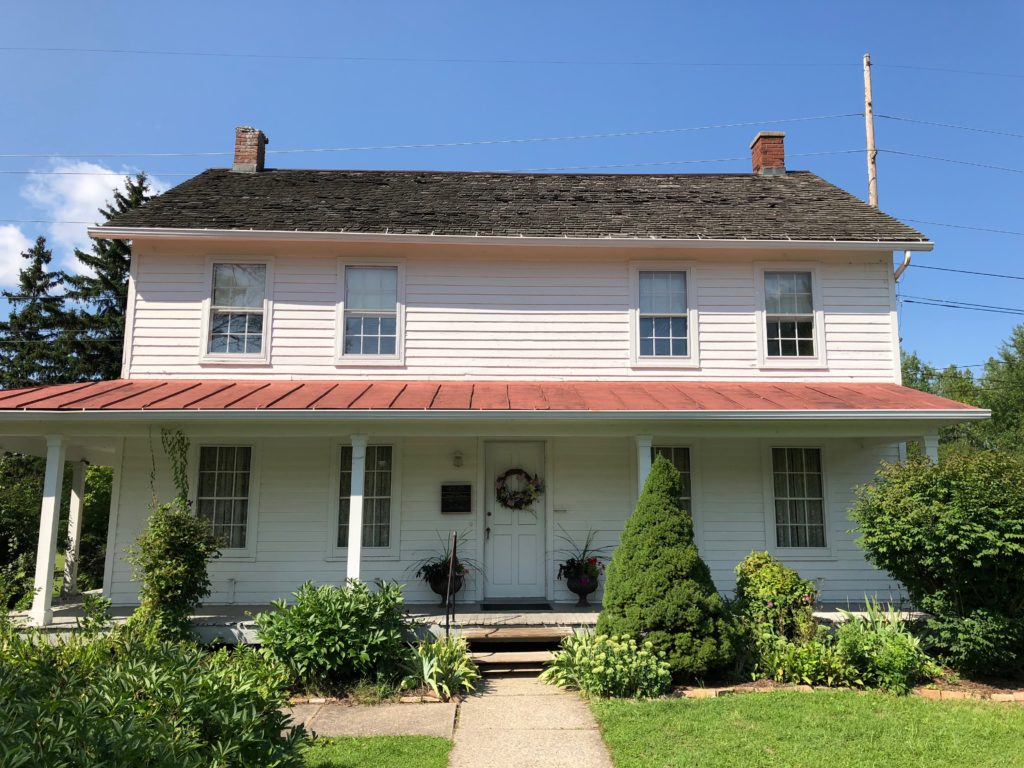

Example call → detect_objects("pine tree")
0 237 70 388
64 172 153 381
597 455 739 681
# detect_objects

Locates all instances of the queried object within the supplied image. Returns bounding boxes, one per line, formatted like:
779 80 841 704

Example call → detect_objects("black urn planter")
566 573 599 607
427 573 465 604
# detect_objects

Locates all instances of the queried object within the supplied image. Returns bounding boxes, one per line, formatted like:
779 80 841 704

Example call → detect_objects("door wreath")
495 468 543 510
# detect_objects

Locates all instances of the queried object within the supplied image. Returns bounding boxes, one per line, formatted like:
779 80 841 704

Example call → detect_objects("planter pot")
427 573 464 604
566 573 599 607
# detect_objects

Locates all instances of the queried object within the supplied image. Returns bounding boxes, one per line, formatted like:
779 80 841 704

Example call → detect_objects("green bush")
851 452 1024 676
597 455 739 681
0 623 304 767
734 551 817 641
403 635 481 701
753 625 855 688
836 600 935 694
541 631 672 698
257 581 412 692
126 499 221 641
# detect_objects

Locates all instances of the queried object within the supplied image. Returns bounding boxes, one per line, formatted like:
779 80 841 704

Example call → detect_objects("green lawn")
592 691 1024 768
302 736 451 768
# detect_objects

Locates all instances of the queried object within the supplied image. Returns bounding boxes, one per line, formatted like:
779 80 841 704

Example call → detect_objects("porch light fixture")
452 450 464 468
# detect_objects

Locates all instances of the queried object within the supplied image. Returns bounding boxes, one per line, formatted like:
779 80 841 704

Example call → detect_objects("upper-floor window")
771 447 826 548
343 266 399 357
638 270 688 358
764 271 814 358
208 264 266 356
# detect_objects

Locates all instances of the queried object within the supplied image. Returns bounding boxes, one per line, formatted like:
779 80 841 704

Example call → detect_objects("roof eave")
0 407 986 422
88 226 934 252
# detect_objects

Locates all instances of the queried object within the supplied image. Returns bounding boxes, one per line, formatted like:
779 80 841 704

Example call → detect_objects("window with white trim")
771 447 825 548
196 446 252 549
208 264 266 355
653 446 692 513
338 445 393 548
764 271 814 358
343 266 398 356
639 271 688 357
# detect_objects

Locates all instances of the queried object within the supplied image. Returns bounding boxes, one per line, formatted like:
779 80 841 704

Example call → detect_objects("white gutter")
88 226 935 252
894 250 912 280
0 408 988 423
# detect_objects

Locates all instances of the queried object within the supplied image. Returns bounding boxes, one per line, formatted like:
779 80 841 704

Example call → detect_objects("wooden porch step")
460 626 572 643
470 649 554 667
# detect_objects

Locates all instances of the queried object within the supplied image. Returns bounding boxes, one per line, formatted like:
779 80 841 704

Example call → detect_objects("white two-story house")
5 127 985 626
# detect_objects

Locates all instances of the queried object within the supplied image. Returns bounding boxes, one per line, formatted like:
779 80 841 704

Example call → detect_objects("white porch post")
919 432 940 463
635 435 653 498
61 461 87 598
346 434 368 581
30 436 66 626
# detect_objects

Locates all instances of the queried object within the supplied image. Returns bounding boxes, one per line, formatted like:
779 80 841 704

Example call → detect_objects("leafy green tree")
64 173 153 381
0 237 70 388
597 455 739 680
852 452 1024 675
977 326 1024 455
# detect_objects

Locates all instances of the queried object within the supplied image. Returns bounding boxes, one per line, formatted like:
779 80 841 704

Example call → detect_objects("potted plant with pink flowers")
555 528 610 607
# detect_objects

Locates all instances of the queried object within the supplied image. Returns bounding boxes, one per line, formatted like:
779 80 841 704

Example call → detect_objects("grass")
301 736 451 768
591 690 1024 768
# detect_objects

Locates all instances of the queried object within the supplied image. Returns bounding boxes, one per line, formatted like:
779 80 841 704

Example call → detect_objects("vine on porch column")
160 428 191 503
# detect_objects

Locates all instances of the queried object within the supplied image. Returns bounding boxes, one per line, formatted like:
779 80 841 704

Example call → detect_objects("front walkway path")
450 674 613 768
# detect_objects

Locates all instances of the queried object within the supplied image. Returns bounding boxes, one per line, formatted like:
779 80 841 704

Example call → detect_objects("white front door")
484 441 546 599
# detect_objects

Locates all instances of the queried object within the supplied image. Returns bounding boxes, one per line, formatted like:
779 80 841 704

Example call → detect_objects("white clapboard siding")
125 245 898 381
106 433 901 607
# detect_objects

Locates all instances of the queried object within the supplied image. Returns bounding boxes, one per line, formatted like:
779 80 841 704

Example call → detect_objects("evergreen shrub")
597 455 739 680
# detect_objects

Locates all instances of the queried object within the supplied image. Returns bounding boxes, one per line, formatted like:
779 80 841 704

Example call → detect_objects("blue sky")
1 1 1021 371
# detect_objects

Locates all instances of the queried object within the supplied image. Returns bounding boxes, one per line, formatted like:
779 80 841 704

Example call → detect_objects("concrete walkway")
450 674 613 768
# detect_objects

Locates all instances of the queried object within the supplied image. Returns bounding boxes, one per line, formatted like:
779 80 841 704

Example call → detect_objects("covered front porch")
0 378 984 629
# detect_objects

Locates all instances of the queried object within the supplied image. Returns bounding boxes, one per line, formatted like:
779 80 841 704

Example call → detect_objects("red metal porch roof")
0 379 982 415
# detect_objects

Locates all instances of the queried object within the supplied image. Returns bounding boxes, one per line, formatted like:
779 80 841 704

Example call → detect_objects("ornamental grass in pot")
556 528 610 606
410 531 479 604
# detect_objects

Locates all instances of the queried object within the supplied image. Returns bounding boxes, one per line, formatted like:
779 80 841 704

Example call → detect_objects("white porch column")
346 434 368 581
635 435 653 498
61 461 87 598
30 435 66 626
919 432 940 463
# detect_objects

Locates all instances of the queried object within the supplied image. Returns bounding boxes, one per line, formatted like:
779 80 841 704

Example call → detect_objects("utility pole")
863 52 879 207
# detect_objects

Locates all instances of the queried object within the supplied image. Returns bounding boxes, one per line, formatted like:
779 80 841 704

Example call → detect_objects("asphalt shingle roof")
102 168 928 243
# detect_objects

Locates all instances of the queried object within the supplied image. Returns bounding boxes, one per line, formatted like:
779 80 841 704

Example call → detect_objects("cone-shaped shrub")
597 455 738 680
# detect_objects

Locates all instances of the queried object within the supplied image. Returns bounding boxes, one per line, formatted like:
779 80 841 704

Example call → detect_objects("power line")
876 114 1024 140
510 149 864 173
900 295 1024 316
0 45 861 68
0 114 862 160
898 218 1024 237
0 170 192 177
908 264 1024 281
879 149 1024 175
874 63 1024 80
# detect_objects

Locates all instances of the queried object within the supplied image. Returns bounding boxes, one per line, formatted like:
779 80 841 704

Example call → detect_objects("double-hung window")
338 445 394 550
208 263 267 356
342 266 399 357
764 271 815 358
638 270 688 358
652 446 692 513
771 447 826 548
196 446 253 550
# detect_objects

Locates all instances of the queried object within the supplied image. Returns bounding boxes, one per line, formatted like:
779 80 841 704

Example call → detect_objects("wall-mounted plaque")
440 483 472 514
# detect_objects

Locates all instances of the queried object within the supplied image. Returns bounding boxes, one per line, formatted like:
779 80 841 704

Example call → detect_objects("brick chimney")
233 126 268 173
750 131 785 176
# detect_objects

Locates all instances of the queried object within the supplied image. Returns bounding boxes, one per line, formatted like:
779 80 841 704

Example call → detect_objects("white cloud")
0 224 33 287
21 162 169 272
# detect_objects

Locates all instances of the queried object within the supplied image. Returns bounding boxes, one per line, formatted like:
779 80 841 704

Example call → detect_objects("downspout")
894 250 912 281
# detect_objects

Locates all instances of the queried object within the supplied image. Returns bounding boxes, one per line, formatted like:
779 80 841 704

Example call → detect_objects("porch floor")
11 596 600 643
